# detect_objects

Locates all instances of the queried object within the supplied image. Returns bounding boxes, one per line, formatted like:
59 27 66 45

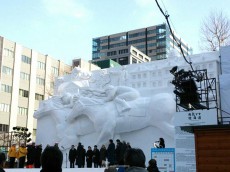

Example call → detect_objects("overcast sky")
0 0 230 64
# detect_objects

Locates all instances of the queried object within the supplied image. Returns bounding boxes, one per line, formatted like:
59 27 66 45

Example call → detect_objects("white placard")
174 109 217 126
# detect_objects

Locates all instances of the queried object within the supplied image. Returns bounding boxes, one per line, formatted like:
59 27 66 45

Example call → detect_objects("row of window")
0 124 9 132
0 103 10 112
110 35 126 42
36 77 45 85
3 49 59 71
2 66 13 75
19 89 29 98
21 55 31 64
18 107 28 115
0 103 30 115
119 49 128 54
1 84 12 93
3 48 14 58
107 51 117 56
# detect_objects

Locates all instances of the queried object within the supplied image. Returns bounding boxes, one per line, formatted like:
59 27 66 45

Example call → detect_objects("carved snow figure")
34 67 176 151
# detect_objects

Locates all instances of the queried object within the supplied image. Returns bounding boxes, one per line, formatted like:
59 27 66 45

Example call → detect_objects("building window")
0 124 9 132
18 107 28 116
132 50 137 55
51 67 59 76
118 49 128 54
3 48 14 58
1 84 12 93
0 103 10 112
21 55 31 64
107 51 117 56
36 77 45 85
37 61 46 70
19 89 29 98
128 31 145 38
20 72 30 81
2 66 13 75
132 58 137 64
35 93 44 101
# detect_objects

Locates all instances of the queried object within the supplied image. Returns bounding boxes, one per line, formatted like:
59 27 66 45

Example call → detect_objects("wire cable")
155 0 194 71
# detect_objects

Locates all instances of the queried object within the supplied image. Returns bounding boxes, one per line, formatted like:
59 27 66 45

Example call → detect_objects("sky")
0 0 230 65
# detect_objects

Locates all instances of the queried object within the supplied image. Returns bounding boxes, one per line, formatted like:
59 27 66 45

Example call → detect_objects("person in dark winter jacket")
34 144 42 168
107 139 115 166
26 142 36 168
40 146 63 172
76 142 85 168
69 145 77 168
99 144 107 167
93 145 100 168
86 146 93 168
124 148 147 172
0 152 6 172
147 159 160 172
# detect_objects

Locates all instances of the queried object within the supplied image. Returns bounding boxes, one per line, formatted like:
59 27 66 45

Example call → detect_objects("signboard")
174 109 217 172
174 109 217 126
151 148 175 172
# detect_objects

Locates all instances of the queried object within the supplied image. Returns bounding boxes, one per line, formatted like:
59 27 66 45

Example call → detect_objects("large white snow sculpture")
34 66 176 161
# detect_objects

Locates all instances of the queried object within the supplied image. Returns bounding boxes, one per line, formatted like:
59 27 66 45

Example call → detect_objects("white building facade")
0 36 72 140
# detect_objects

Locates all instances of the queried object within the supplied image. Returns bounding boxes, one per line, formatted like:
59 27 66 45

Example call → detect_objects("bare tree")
200 11 230 51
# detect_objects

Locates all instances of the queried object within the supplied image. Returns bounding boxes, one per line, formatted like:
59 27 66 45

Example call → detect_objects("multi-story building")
92 23 193 64
91 45 151 68
0 36 72 140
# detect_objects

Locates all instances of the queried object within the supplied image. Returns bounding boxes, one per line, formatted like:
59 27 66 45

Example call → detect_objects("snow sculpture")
34 66 176 159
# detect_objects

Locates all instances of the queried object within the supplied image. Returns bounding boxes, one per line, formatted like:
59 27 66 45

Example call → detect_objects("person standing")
82 145 86 168
76 142 85 168
86 146 93 168
26 142 36 168
8 143 17 168
34 144 42 168
99 145 107 167
93 145 100 168
154 138 165 148
147 159 160 172
107 139 115 166
40 146 63 172
17 143 28 168
69 145 77 168
0 153 6 172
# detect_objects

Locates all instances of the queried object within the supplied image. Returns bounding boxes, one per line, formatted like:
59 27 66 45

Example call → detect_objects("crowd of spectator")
68 139 132 168
2 138 161 172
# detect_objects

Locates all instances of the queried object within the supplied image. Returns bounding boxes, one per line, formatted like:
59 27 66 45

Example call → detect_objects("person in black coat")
82 145 86 168
34 144 42 168
27 142 36 167
147 159 160 172
0 153 6 172
99 144 107 167
76 143 85 168
93 145 100 168
86 146 93 168
107 139 115 166
69 145 77 168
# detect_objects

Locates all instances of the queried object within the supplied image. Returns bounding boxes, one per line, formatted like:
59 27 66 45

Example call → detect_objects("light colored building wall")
0 37 72 140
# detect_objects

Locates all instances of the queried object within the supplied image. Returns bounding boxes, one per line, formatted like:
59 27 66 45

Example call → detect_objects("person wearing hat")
93 145 100 168
8 143 17 168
